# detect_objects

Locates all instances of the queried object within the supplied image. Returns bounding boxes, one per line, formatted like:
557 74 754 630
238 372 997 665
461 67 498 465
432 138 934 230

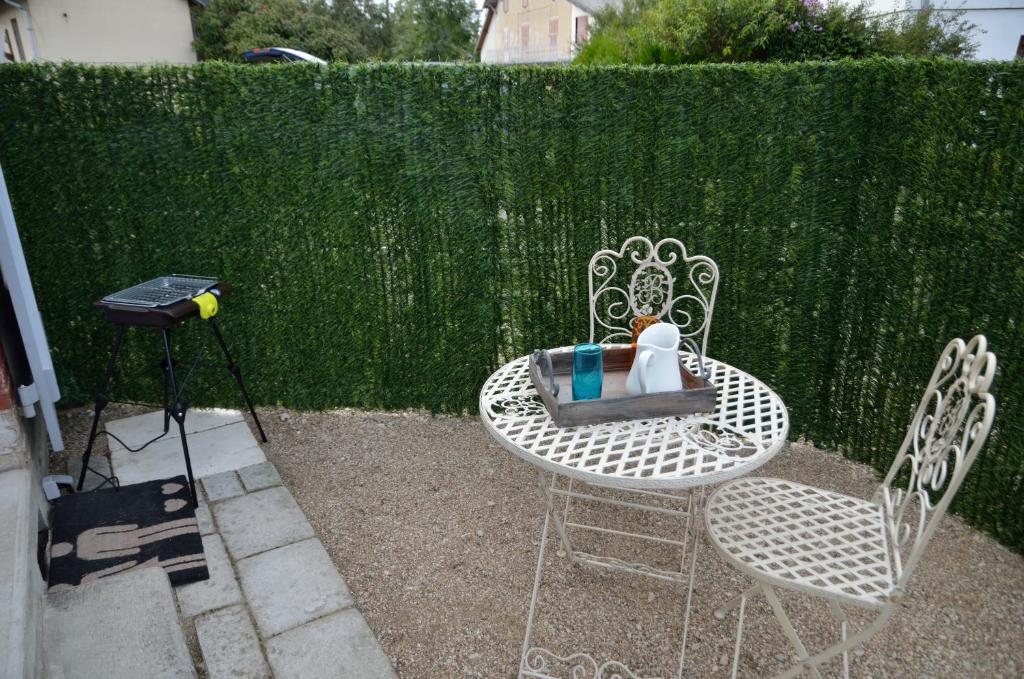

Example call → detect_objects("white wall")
479 0 578 64
1 0 197 64
850 0 1024 61
943 2 1024 60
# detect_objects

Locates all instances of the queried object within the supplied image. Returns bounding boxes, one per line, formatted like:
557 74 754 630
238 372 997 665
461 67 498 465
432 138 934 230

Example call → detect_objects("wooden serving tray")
528 345 717 428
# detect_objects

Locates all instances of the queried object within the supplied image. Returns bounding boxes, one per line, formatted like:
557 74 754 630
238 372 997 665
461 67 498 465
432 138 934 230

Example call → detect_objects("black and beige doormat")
47 475 209 591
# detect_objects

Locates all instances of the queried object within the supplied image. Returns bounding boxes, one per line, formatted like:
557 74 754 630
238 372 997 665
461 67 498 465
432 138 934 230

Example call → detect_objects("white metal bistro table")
480 346 790 679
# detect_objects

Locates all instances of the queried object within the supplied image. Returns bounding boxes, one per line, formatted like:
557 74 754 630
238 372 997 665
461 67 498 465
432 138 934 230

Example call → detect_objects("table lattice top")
480 348 789 490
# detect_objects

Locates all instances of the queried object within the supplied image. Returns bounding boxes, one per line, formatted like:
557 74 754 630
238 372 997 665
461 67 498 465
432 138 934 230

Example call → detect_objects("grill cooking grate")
102 276 217 308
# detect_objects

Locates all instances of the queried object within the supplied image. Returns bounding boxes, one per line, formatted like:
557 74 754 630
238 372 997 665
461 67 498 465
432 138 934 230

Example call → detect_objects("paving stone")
175 534 242 619
238 538 352 638
111 421 265 487
195 502 215 536
105 408 244 451
0 468 43 679
238 461 282 492
266 609 396 679
202 470 244 502
195 605 270 679
44 567 196 679
214 486 314 561
67 455 115 492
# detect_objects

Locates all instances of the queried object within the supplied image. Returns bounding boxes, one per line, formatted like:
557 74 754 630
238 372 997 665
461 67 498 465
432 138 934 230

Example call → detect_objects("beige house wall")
481 0 581 63
0 0 196 65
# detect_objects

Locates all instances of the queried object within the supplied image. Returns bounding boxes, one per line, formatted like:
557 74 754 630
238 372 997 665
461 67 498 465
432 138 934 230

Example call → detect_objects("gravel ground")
57 406 1024 678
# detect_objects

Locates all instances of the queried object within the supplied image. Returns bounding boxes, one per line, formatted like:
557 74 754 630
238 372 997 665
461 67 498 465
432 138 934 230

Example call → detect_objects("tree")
192 0 368 62
350 0 396 59
872 6 977 59
575 0 977 64
391 0 478 61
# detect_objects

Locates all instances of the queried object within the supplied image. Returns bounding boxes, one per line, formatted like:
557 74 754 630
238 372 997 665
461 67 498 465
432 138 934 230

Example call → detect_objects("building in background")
477 0 619 64
0 0 202 65
860 0 1024 60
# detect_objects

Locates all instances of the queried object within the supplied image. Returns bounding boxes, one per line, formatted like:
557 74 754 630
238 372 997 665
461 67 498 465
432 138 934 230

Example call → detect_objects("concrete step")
110 412 265 486
105 409 244 451
43 567 196 679
0 468 45 679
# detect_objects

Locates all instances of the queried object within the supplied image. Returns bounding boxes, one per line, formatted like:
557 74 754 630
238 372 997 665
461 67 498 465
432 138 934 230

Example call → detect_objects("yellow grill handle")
192 292 219 319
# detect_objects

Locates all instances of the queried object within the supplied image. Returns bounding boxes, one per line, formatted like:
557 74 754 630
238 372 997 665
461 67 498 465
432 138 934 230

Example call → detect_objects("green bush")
0 61 1021 551
575 0 976 64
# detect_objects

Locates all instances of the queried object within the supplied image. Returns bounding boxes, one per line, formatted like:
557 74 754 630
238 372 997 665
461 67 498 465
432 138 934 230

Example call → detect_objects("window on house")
503 0 508 13
522 0 528 7
549 18 559 49
3 29 14 63
1017 35 1024 60
9 19 24 62
575 15 589 44
521 23 530 48
503 28 510 48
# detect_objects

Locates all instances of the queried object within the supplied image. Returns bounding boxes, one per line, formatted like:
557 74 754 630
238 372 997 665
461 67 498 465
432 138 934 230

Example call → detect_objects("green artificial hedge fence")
0 60 1021 549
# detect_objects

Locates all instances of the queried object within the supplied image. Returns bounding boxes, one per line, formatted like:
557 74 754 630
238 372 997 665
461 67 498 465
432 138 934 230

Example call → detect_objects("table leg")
536 472 578 564
676 486 706 678
518 494 552 679
519 474 710 678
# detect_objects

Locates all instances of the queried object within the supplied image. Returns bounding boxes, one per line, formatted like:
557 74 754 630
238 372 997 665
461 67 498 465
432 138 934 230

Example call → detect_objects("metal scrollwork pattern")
878 335 996 586
488 394 549 420
588 237 719 355
522 647 647 679
630 263 673 317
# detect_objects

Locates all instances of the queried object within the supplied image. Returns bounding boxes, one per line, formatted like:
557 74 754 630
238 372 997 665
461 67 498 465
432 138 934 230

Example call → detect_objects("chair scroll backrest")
588 237 720 356
877 335 996 591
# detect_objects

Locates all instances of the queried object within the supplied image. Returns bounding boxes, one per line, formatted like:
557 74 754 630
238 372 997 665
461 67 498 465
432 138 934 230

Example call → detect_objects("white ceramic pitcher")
626 322 683 396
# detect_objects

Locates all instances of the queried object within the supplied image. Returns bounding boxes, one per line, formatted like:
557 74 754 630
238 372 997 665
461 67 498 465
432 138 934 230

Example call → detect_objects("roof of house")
567 0 620 14
476 0 622 54
476 0 499 53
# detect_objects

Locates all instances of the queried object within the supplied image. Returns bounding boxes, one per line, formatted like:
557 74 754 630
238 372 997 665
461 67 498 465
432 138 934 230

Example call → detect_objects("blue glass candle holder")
572 343 603 401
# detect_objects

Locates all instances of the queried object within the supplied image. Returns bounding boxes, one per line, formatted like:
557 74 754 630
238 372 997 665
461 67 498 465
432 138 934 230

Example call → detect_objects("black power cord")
77 322 215 493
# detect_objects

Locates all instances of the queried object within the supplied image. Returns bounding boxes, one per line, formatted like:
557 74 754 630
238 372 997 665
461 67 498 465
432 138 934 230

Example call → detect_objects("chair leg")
827 599 850 679
762 585 823 679
730 591 748 679
714 583 760 620
772 606 896 679
714 580 894 679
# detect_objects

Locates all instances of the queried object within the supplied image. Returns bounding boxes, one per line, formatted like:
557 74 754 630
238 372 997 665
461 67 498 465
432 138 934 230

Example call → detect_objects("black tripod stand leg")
162 329 199 508
209 318 267 443
161 329 172 435
78 326 126 491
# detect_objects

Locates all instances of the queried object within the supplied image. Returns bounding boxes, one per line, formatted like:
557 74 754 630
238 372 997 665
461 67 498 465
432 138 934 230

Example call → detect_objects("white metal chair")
704 335 997 679
588 236 720 356
515 236 724 677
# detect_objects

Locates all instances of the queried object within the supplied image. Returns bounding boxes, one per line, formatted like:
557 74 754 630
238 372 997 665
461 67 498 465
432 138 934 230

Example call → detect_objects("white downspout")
0 160 64 453
3 0 38 61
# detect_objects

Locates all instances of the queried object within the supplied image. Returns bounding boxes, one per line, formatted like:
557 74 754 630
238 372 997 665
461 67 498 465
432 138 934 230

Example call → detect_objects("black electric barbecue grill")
79 276 267 506
101 275 217 308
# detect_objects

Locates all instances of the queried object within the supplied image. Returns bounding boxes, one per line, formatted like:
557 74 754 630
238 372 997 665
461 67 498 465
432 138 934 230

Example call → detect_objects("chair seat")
705 477 895 609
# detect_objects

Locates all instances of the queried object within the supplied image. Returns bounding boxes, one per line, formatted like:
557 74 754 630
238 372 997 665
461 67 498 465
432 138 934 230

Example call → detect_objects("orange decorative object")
627 315 659 364
631 316 659 345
